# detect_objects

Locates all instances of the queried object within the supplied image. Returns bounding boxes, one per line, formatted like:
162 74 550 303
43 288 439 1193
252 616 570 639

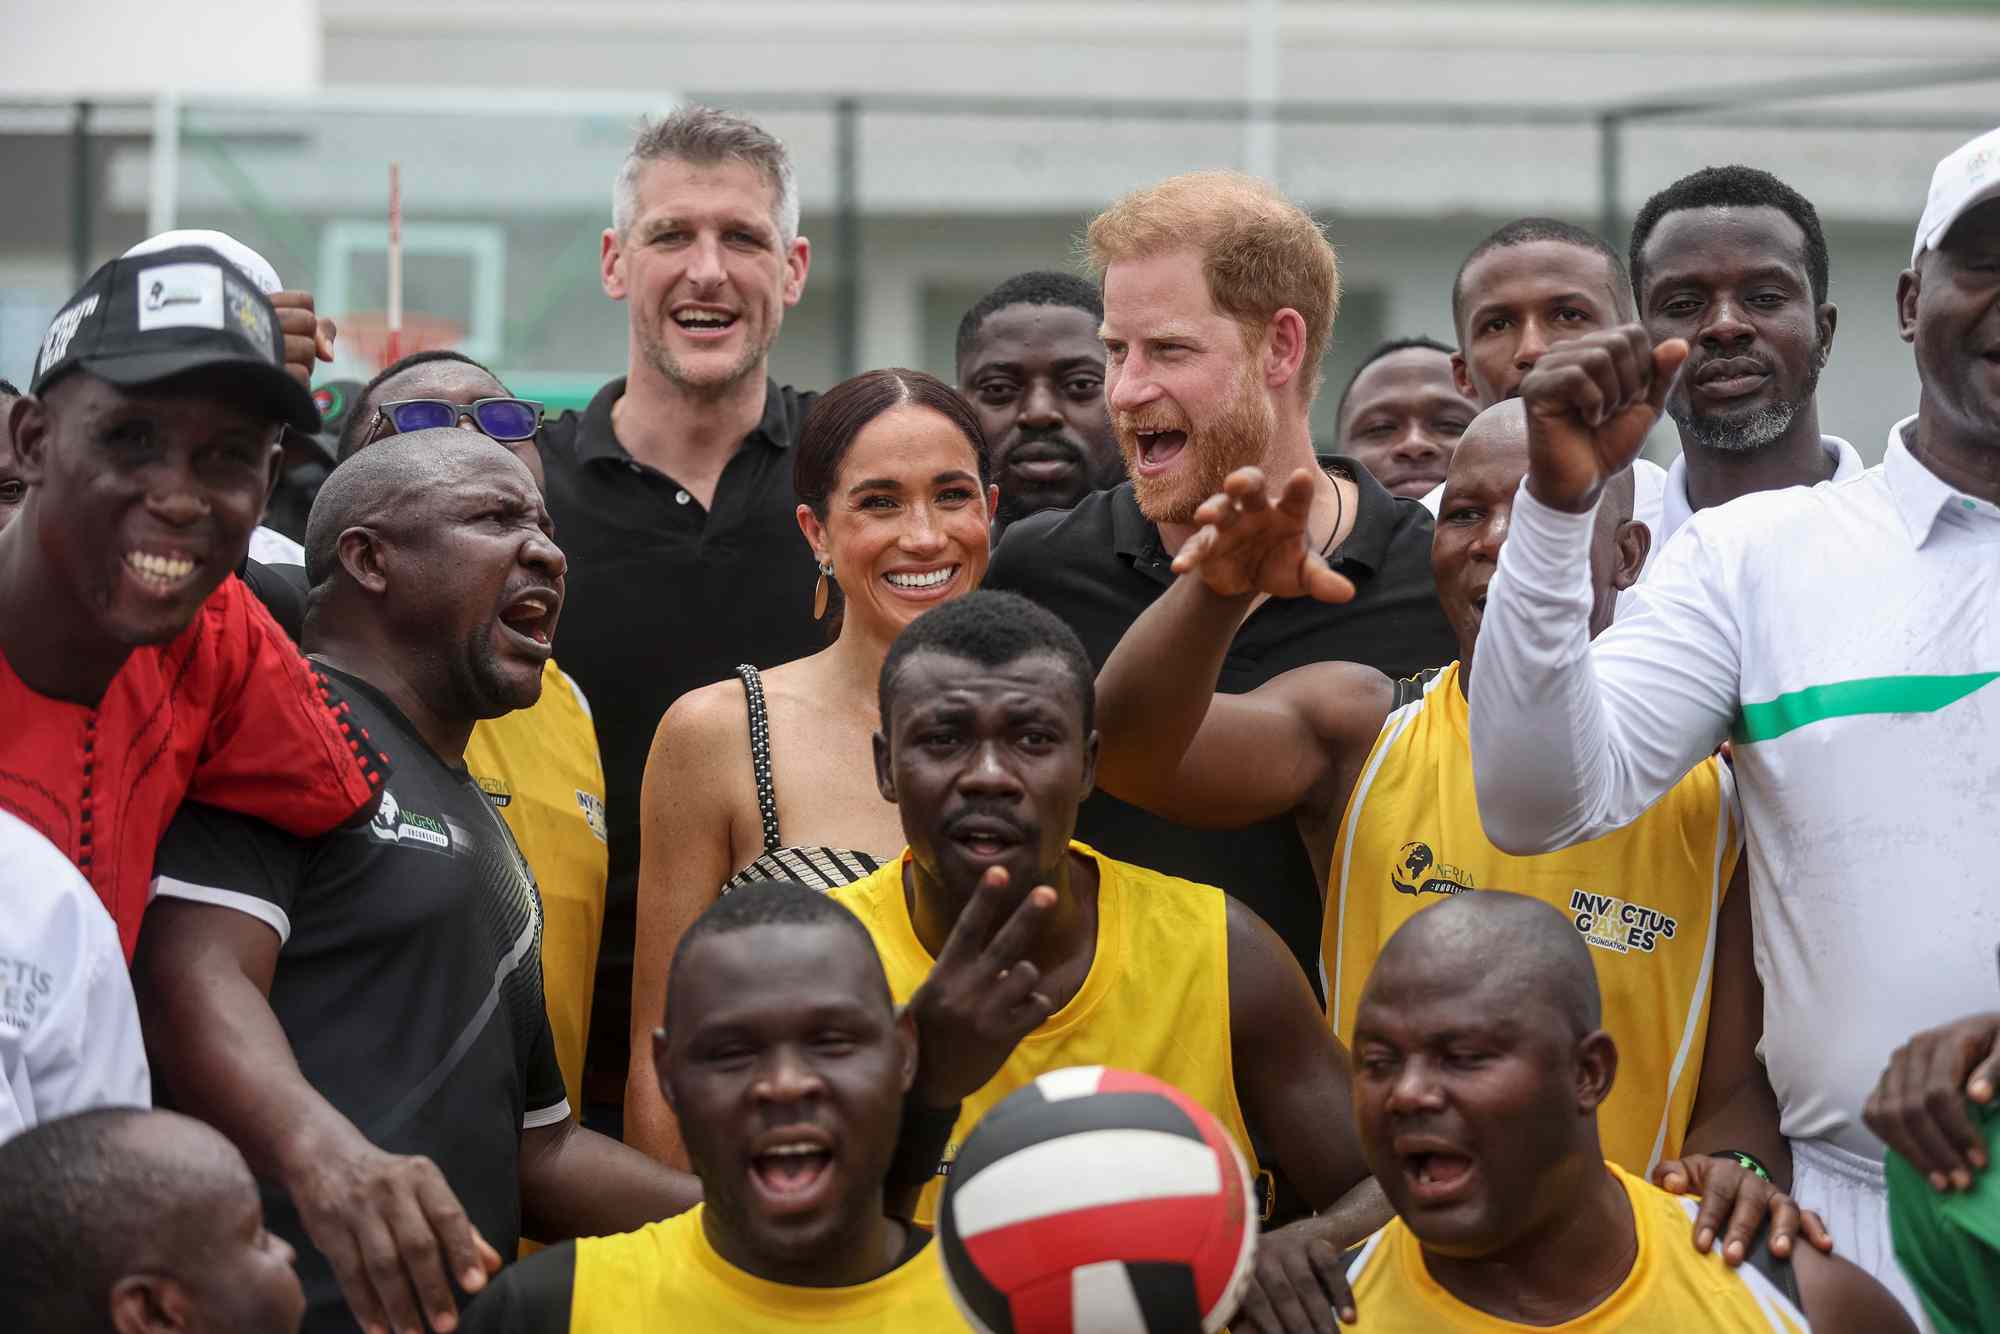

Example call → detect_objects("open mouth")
749 1134 836 1213
672 305 739 336
949 817 1024 860
497 587 560 655
123 548 202 596
883 564 959 598
1133 428 1189 476
1401 1150 1476 1202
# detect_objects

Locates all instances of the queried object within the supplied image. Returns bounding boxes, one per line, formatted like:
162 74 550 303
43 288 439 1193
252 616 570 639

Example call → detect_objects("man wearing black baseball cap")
0 244 388 957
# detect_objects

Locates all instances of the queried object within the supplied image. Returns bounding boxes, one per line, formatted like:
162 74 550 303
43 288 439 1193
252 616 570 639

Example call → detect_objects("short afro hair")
664 879 888 1029
879 590 1094 734
1452 217 1633 334
1628 164 1829 307
955 271 1104 371
337 348 497 461
1334 335 1457 426
0 1108 235 1333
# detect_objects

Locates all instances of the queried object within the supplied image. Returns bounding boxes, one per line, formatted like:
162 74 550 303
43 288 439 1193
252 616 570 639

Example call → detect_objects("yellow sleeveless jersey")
465 659 608 1115
829 842 1256 1227
568 1206 969 1332
1326 664 1739 1173
1343 1163 1808 1332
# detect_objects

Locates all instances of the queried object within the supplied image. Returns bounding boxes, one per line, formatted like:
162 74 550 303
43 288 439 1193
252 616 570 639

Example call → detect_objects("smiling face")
798 404 993 640
367 440 566 720
1454 241 1629 406
875 649 1096 905
604 156 809 395
660 922 915 1284
1641 205 1831 454
1339 347 1477 498
1102 249 1275 526
959 302 1121 525
1902 197 2000 445
10 369 280 648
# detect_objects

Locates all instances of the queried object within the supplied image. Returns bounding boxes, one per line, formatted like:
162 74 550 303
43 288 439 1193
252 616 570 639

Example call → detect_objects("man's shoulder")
0 810 106 946
825 856 905 917
988 487 1130 580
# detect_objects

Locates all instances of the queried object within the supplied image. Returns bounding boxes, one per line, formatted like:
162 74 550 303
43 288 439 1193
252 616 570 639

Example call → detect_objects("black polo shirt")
538 377 824 1099
983 459 1455 990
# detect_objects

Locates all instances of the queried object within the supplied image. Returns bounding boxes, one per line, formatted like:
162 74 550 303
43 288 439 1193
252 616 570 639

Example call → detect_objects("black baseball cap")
28 244 320 433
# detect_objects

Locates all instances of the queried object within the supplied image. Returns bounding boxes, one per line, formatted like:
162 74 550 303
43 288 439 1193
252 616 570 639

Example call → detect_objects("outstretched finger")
1647 339 1690 415
980 886 1056 974
1303 556 1356 606
1171 523 1220 574
937 866 1014 967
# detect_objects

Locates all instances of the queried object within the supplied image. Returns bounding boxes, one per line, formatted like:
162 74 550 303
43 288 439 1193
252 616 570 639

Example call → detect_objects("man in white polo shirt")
1625 165 1866 558
1466 125 2000 1319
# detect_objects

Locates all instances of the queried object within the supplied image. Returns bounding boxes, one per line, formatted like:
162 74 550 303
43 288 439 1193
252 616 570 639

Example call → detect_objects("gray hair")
611 104 800 247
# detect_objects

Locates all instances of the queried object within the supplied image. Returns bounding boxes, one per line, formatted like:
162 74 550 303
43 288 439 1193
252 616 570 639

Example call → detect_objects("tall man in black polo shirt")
135 432 699 1334
537 105 822 1130
984 171 1454 989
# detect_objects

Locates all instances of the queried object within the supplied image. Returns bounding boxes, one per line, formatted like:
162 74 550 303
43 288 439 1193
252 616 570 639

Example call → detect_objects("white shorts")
1788 1137 1931 1331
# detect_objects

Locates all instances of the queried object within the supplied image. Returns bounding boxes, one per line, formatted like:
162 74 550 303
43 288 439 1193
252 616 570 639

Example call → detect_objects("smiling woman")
625 368 995 1171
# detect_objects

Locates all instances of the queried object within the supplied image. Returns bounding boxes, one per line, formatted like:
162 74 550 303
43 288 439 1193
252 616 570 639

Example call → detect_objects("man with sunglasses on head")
341 349 609 1125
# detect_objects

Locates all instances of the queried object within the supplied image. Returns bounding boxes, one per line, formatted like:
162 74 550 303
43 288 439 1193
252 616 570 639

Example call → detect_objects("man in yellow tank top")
831 590 1382 1329
345 350 611 1115
1095 405 1828 1330
1342 891 1912 1332
460 880 971 1333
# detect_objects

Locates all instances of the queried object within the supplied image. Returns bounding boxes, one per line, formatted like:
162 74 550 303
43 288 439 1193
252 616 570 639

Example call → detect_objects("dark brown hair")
795 367 990 519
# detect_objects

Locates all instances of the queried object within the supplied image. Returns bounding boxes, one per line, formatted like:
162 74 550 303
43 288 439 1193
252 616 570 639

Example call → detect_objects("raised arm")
1225 899 1378 1333
1095 466 1391 829
1468 329 1744 852
134 897 499 1334
624 687 748 1168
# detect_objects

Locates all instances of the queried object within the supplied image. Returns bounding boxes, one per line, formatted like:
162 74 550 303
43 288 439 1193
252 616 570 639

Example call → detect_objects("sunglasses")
374 397 545 442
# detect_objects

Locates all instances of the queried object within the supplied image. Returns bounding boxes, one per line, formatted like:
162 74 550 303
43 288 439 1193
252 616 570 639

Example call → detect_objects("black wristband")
887 1090 961 1192
1709 1149 1773 1183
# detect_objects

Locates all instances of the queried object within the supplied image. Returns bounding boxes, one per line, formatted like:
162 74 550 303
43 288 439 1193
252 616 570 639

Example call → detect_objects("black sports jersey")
153 665 568 1334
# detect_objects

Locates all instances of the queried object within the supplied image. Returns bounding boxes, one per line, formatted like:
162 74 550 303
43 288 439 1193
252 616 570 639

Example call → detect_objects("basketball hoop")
340 312 466 372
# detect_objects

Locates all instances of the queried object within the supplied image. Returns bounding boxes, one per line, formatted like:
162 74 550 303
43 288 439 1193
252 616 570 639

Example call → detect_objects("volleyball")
936 1066 1258 1334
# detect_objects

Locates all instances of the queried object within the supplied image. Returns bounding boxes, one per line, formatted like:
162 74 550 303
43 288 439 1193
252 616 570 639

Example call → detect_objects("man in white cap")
123 229 338 567
1463 124 2000 1319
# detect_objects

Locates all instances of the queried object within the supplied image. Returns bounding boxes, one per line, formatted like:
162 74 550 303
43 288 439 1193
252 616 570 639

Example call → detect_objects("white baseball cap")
122 228 283 295
1912 126 2000 265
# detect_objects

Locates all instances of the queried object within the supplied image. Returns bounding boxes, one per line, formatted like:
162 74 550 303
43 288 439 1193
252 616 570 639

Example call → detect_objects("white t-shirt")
0 811 151 1141
1469 419 2000 1160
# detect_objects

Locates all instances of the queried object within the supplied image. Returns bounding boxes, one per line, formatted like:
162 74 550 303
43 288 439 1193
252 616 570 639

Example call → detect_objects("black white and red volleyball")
937 1066 1258 1334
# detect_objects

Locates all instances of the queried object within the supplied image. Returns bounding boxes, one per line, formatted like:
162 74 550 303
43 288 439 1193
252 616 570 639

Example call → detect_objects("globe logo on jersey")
366 787 452 852
1389 841 1476 897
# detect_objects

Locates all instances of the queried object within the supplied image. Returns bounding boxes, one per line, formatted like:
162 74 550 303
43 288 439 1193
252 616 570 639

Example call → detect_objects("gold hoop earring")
812 557 834 621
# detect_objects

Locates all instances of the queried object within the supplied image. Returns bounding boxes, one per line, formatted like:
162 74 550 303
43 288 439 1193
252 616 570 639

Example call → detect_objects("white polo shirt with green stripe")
1469 417 2000 1162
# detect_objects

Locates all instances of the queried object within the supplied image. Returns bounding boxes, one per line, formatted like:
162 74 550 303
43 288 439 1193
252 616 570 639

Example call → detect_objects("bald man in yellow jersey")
348 352 610 1116
831 589 1386 1334
1095 406 1829 1330
1342 891 1910 1332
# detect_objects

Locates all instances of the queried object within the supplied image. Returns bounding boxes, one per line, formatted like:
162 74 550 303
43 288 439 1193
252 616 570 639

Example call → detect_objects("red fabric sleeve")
187 577 388 835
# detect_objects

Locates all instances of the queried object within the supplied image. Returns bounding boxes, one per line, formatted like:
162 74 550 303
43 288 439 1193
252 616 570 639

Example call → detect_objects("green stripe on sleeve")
1733 672 2000 744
